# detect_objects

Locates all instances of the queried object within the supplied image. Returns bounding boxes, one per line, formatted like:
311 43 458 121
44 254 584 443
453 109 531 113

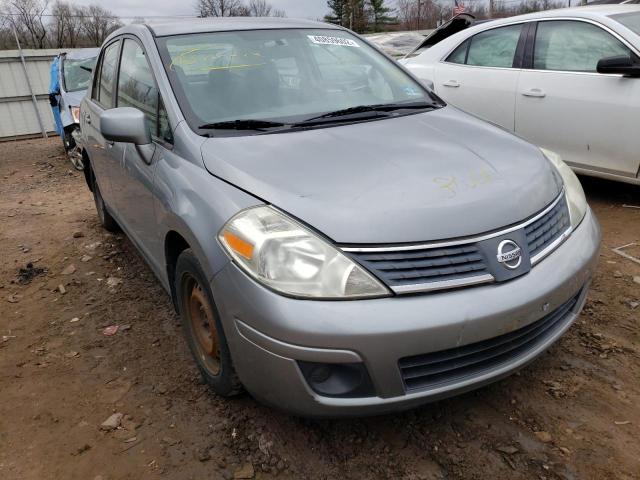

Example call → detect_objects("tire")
91 170 119 232
63 130 84 171
63 130 74 151
175 249 242 397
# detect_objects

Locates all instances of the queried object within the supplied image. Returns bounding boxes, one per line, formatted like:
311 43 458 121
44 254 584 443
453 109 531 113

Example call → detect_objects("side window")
466 24 523 68
158 97 173 144
534 20 631 72
445 40 469 64
95 42 120 108
117 39 159 137
91 55 101 100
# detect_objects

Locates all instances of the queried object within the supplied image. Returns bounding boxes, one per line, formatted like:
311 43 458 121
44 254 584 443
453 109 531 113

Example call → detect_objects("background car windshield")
157 29 436 128
611 11 640 36
63 57 97 92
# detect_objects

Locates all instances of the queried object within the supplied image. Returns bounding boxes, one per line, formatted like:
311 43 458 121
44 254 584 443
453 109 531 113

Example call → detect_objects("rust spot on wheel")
186 276 220 375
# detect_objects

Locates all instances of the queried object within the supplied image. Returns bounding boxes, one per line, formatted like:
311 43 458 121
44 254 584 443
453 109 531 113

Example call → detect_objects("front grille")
350 245 490 288
398 292 580 391
526 195 570 259
344 191 570 294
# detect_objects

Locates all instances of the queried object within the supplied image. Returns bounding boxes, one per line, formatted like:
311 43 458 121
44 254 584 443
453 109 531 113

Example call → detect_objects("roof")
143 17 338 37
439 4 640 40
489 4 640 24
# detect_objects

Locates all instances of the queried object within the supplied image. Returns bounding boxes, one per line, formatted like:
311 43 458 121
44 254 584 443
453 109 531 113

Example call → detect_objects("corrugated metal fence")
0 48 81 141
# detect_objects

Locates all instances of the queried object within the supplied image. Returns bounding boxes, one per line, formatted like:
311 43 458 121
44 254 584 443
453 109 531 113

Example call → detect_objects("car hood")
61 89 86 107
201 106 562 244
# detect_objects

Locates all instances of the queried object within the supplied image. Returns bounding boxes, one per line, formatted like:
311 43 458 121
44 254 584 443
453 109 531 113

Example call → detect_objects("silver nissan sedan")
80 18 601 417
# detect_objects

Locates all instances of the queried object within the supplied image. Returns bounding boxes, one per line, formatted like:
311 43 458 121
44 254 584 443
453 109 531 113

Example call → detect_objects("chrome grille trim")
341 189 566 254
530 226 572 266
391 273 495 294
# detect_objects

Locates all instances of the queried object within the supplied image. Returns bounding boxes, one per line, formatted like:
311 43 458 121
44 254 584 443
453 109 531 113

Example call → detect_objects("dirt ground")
1 137 639 480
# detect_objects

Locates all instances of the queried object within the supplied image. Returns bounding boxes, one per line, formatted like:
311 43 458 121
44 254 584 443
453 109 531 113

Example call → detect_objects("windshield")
62 56 97 92
611 11 640 36
156 28 440 134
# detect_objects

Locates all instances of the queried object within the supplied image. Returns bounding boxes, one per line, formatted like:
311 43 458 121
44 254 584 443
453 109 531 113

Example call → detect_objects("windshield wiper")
198 119 289 131
197 102 437 134
299 101 436 125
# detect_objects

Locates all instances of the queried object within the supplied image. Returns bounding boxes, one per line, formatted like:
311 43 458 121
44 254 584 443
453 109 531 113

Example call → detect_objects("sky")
72 0 330 21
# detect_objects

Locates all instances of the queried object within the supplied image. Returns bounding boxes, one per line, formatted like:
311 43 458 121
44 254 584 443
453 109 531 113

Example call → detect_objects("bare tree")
49 0 71 48
78 4 122 46
248 0 270 16
196 0 244 17
0 14 14 48
0 0 49 48
65 3 84 47
396 0 439 30
248 0 286 17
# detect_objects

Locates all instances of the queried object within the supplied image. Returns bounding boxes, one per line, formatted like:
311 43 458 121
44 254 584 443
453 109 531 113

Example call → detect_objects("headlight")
541 148 588 229
218 206 390 299
70 106 81 123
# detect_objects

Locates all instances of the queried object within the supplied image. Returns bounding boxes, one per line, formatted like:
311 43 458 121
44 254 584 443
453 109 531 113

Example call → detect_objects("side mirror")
597 54 640 77
100 107 151 145
421 79 435 91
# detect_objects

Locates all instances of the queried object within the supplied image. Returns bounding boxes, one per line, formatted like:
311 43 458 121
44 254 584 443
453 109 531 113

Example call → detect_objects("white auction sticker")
308 35 360 47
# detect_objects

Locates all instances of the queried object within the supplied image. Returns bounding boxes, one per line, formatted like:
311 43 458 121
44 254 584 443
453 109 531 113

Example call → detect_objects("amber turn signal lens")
222 231 254 260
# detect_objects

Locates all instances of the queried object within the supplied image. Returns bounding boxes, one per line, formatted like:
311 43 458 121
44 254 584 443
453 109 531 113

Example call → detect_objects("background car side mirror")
597 54 640 77
421 79 435 91
100 107 151 145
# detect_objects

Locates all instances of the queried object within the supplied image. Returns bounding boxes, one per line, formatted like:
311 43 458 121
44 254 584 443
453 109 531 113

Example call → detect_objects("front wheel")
63 129 84 171
175 249 242 397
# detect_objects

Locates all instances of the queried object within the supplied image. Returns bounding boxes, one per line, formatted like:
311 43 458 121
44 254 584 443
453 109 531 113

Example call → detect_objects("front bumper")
211 209 601 417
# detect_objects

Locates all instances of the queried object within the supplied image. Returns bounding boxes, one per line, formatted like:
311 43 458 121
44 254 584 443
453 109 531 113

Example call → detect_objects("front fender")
153 149 262 284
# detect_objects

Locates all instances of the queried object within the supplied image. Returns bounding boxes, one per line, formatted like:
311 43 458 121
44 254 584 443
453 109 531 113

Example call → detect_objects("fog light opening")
298 361 375 398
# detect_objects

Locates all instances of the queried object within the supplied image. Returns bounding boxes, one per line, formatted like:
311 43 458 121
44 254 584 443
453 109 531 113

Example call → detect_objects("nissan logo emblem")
497 240 522 270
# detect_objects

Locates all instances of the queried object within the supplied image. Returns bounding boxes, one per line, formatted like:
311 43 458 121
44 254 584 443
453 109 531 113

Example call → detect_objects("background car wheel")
63 131 84 171
175 249 242 397
91 171 119 232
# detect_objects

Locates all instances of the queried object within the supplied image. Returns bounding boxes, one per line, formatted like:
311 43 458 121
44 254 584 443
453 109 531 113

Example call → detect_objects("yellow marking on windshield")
169 47 203 70
170 48 264 71
206 63 267 71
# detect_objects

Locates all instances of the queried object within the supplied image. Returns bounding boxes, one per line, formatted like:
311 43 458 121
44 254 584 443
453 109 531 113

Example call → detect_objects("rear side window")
445 40 469 64
95 42 120 108
533 20 631 72
466 24 523 68
117 39 159 136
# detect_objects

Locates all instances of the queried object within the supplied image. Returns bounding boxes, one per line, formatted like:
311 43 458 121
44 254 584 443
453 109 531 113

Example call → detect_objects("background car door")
515 20 640 177
83 40 122 206
114 37 172 266
433 23 525 129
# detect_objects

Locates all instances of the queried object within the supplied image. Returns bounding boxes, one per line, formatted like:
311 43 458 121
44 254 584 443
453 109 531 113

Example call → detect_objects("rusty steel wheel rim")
185 276 221 376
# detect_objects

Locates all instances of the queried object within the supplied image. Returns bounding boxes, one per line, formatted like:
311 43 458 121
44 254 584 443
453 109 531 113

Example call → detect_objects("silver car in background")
80 18 600 416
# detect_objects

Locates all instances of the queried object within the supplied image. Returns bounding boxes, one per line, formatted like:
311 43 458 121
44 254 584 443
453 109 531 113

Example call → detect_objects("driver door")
113 37 173 267
515 19 640 177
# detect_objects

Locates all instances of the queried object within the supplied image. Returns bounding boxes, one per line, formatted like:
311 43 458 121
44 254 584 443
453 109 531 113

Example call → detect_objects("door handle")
522 88 546 98
442 80 460 88
106 140 114 148
85 113 92 124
